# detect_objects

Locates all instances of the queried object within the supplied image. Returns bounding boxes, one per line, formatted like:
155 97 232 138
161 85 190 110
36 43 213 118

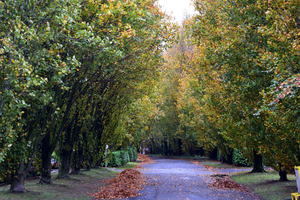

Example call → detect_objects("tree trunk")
209 147 218 160
10 162 26 193
279 164 288 181
39 155 52 184
164 139 168 156
82 131 91 171
71 167 82 174
40 133 53 184
251 150 265 173
57 148 72 179
83 162 91 171
279 169 288 181
71 142 83 175
178 138 183 156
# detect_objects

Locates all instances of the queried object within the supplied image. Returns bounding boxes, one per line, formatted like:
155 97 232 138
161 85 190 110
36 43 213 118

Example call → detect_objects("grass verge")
204 162 250 169
231 171 297 200
147 154 208 161
116 161 141 169
0 168 117 200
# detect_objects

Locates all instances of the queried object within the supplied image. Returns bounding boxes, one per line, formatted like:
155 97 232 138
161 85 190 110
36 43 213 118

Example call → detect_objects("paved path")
125 157 262 200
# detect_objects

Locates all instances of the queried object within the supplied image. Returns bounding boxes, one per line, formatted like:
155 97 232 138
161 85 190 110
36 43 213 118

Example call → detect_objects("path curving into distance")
124 156 262 200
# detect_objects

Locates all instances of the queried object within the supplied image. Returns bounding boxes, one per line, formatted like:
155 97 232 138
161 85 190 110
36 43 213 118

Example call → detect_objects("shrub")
232 149 252 167
107 148 137 167
120 150 129 165
108 151 122 167
127 148 134 161
131 147 138 161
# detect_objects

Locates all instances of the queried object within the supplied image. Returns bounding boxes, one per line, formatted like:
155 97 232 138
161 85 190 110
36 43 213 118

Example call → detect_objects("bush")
232 149 252 167
120 150 130 165
107 148 137 167
108 151 122 167
131 147 138 161
127 148 134 162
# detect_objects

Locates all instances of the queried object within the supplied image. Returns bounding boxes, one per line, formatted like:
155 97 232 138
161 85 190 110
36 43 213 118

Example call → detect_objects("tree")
189 0 274 172
0 0 81 191
0 0 175 191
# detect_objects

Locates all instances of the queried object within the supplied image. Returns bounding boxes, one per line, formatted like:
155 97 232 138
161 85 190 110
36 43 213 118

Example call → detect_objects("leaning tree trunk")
10 162 27 193
251 150 265 173
40 133 53 184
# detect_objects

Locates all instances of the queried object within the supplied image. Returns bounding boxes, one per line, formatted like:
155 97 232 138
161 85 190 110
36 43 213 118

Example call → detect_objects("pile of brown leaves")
134 165 145 169
211 177 247 192
137 153 156 164
203 165 216 170
191 161 201 165
90 169 146 199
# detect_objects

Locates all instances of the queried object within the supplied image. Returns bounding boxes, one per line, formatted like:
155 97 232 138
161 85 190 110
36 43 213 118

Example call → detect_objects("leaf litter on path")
90 154 155 199
210 176 248 192
137 153 157 164
90 169 146 199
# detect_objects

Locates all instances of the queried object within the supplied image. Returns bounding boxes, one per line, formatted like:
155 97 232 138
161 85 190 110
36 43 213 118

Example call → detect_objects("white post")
105 145 108 168
295 166 300 193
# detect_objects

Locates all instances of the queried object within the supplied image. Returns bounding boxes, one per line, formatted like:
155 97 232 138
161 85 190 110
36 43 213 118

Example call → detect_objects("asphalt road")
126 156 262 200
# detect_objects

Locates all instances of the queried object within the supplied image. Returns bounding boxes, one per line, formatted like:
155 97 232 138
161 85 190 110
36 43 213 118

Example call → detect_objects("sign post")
105 145 108 168
292 166 300 199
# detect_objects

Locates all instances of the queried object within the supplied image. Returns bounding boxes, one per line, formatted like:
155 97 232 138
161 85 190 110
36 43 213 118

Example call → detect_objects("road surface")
125 156 261 200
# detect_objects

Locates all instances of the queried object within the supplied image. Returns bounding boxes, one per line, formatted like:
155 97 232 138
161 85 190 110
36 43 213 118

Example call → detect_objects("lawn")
0 168 118 200
231 171 297 200
0 160 143 200
115 161 141 169
203 162 252 169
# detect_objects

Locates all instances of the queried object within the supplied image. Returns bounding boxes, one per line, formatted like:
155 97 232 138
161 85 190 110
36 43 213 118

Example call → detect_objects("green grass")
148 154 208 160
116 161 141 169
0 168 117 200
204 163 249 169
231 171 297 200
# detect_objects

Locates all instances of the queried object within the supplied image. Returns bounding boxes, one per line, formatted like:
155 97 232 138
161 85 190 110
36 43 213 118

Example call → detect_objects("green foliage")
107 148 136 167
132 147 138 162
108 152 122 167
119 150 130 166
128 147 138 162
232 149 252 167
52 152 59 163
127 147 134 162
0 0 175 190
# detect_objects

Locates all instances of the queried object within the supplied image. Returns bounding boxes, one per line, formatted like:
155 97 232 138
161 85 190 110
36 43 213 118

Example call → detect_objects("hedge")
216 148 252 167
128 147 138 162
108 151 122 167
132 147 138 161
120 150 130 165
127 148 134 162
232 149 252 167
107 147 138 167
